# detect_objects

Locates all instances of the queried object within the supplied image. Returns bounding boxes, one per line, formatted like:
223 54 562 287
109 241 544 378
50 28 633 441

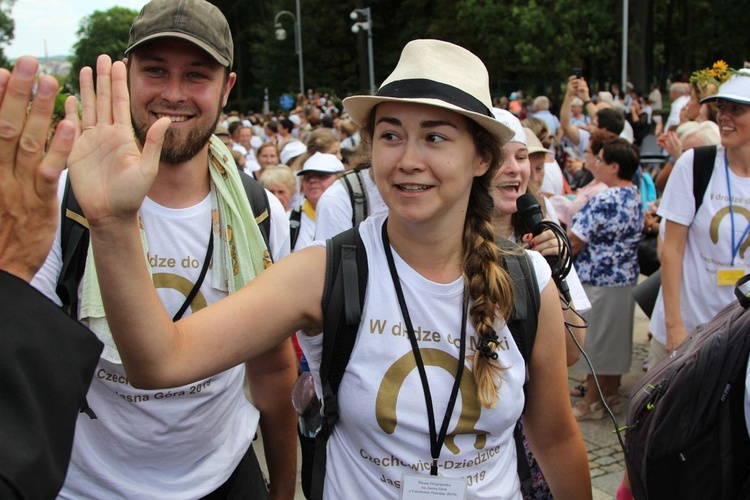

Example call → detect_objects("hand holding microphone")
516 193 573 304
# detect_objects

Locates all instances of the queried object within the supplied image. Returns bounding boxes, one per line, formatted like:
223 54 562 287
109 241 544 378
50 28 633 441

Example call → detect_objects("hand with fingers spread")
0 56 76 281
66 55 171 228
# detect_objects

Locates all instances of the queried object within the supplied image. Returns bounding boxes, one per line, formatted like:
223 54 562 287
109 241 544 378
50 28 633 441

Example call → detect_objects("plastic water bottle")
292 355 323 437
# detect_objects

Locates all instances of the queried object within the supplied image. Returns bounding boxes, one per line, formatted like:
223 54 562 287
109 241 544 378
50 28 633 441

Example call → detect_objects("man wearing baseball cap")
30 0 297 497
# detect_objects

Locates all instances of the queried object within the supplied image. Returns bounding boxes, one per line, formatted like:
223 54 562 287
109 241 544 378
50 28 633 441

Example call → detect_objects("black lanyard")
381 220 468 476
172 229 213 322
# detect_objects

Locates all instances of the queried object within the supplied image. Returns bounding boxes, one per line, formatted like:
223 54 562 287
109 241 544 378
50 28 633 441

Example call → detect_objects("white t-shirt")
315 168 388 240
571 128 591 158
650 147 750 345
298 212 551 499
541 159 564 196
31 171 290 498
292 207 316 252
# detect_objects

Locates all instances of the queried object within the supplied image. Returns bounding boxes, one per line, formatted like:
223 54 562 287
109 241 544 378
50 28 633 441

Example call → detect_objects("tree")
69 7 138 92
0 0 15 69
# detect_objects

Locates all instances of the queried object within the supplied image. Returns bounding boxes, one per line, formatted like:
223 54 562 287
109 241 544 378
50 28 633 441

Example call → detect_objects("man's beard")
132 105 222 164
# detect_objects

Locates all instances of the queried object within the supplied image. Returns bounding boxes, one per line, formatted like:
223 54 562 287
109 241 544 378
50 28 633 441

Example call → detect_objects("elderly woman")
290 152 344 251
568 138 644 420
259 164 296 213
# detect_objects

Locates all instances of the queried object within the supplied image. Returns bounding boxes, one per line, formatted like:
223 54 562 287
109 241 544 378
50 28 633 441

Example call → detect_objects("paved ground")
573 305 651 499
252 302 653 499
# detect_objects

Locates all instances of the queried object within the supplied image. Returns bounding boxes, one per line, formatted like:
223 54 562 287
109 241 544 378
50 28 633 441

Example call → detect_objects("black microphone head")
516 193 544 235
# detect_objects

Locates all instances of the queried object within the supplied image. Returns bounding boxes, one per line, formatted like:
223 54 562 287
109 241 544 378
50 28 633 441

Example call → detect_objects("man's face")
239 128 253 149
128 38 236 164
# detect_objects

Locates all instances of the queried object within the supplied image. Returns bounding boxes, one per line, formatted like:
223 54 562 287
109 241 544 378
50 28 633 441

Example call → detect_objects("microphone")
516 193 573 304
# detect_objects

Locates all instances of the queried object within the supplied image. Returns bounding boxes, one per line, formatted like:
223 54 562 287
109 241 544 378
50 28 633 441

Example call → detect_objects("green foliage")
58 0 743 112
69 7 138 92
0 0 15 69
53 90 69 120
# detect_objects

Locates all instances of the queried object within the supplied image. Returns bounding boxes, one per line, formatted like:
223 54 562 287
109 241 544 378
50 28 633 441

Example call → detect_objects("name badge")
400 474 467 499
717 268 746 286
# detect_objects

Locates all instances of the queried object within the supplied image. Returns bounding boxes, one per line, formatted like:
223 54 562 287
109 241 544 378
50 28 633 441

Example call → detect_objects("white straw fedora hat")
343 39 514 145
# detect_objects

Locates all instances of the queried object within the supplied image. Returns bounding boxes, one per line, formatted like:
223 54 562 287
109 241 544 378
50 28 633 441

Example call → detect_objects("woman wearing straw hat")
68 39 590 499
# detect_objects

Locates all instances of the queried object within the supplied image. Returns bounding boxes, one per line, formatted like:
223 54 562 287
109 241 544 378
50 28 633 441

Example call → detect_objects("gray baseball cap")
125 0 233 68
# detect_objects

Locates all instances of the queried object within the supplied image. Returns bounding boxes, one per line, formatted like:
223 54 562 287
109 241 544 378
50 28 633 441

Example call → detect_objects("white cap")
701 69 750 105
280 141 307 165
491 108 526 145
288 114 302 126
297 152 345 176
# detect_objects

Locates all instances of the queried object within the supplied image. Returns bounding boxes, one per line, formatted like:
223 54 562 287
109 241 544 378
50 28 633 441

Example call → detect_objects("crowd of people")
2 0 750 498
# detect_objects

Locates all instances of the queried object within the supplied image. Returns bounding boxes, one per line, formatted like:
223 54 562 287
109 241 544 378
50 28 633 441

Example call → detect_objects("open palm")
67 55 170 227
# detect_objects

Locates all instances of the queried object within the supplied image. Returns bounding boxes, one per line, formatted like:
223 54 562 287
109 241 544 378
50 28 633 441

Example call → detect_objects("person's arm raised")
67 55 324 389
559 76 581 147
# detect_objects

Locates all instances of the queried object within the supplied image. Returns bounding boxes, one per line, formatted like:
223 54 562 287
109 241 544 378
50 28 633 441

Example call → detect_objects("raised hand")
67 55 171 228
0 57 76 281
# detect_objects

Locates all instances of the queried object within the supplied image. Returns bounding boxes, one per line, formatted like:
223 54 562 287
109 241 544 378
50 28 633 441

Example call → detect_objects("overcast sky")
6 0 149 59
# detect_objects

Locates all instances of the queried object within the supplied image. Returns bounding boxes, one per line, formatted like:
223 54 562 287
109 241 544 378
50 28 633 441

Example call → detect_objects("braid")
463 120 515 408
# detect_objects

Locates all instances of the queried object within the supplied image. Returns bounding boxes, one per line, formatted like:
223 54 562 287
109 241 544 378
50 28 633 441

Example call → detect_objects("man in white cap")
30 0 297 497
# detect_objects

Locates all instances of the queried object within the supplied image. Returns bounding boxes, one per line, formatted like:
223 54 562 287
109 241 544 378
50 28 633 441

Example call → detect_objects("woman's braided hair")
463 119 515 408
363 108 516 408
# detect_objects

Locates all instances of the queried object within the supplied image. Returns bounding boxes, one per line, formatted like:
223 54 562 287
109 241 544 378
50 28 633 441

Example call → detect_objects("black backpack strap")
310 227 368 500
238 171 273 260
496 237 541 492
53 177 98 419
495 237 540 369
55 176 90 318
341 169 369 226
289 207 302 251
692 145 717 214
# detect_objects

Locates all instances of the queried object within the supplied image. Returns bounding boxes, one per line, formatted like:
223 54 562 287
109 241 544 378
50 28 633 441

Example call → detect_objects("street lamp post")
350 7 375 95
274 0 304 96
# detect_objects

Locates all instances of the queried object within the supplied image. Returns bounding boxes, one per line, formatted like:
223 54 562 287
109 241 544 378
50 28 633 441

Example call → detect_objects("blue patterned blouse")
571 186 643 287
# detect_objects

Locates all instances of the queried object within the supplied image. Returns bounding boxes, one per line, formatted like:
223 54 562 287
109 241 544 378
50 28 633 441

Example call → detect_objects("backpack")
625 274 750 500
289 206 302 250
55 170 273 316
340 168 369 226
301 227 540 500
692 145 717 213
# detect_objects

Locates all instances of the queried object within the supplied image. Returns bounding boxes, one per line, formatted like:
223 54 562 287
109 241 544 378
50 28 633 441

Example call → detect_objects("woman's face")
372 101 489 226
266 182 294 211
717 99 750 149
491 141 530 218
302 172 338 207
529 153 545 187
257 146 279 169
592 150 617 186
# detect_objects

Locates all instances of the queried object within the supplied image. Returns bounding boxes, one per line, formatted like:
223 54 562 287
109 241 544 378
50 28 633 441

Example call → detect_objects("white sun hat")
343 39 514 145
